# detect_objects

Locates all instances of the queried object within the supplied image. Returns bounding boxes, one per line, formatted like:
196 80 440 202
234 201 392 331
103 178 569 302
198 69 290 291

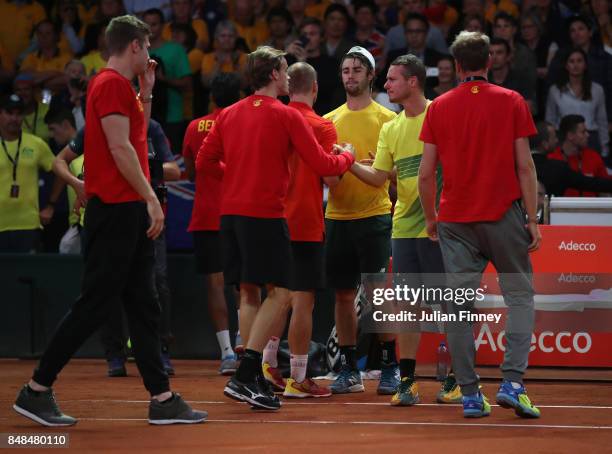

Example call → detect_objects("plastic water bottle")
436 342 449 381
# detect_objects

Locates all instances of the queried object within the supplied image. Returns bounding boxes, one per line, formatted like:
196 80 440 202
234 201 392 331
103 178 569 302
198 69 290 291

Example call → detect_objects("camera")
298 34 309 48
69 77 87 91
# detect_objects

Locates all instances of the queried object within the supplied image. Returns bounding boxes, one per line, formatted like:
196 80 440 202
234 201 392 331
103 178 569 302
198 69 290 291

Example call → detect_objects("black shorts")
220 215 293 288
325 214 392 290
193 230 223 274
289 241 325 291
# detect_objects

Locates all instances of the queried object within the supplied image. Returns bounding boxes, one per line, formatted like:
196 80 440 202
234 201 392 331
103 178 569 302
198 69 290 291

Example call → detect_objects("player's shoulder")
370 101 397 121
22 132 50 153
323 103 347 122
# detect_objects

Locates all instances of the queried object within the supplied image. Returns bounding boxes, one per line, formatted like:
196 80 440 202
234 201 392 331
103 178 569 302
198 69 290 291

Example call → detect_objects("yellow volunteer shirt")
233 20 269 51
324 101 395 220
20 50 72 74
0 132 54 232
0 0 46 63
22 102 50 142
0 41 14 71
373 102 441 238
81 50 107 76
162 19 210 50
67 154 85 226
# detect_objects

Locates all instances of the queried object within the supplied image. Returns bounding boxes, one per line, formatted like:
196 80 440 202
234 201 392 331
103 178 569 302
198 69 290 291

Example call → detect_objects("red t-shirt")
286 102 337 242
198 94 354 219
84 68 149 203
183 109 224 231
548 147 609 197
420 81 536 222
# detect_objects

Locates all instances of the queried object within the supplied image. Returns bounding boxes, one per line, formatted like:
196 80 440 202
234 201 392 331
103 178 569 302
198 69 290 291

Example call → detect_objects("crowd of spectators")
0 0 610 253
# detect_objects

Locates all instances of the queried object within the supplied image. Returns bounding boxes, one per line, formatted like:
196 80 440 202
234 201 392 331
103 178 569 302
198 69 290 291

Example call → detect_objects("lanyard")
462 76 487 83
1 132 22 182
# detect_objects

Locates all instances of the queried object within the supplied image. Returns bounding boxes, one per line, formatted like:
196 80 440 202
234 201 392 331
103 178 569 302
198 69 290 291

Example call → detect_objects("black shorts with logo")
220 215 293 288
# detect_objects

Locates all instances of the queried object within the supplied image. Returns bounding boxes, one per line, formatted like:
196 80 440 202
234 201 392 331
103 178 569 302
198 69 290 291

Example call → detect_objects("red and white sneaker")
283 378 332 398
262 362 286 392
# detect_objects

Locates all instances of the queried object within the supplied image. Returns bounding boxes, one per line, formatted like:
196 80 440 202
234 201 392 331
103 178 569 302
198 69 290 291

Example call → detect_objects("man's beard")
344 79 369 97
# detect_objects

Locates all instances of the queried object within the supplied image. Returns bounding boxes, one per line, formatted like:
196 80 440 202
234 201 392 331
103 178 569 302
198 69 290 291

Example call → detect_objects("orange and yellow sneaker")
283 378 332 398
262 362 286 392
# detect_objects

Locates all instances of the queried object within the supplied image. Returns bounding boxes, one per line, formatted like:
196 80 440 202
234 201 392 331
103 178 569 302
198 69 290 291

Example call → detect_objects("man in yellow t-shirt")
0 0 46 65
13 74 50 142
323 47 397 395
349 54 458 407
0 94 56 252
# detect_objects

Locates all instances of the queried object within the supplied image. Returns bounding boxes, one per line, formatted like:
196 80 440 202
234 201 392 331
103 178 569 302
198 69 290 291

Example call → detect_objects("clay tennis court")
1 359 611 452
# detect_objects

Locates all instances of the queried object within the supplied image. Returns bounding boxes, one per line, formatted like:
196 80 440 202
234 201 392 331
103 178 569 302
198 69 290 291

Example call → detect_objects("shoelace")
380 367 398 386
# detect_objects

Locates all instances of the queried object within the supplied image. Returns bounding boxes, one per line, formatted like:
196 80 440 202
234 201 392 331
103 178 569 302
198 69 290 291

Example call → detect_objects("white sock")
216 330 234 358
262 336 280 367
290 354 308 383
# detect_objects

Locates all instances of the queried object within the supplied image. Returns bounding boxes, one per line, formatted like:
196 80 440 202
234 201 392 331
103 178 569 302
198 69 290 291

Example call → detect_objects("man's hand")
73 179 87 206
40 205 54 225
359 151 376 166
526 222 541 252
333 142 355 158
286 41 306 61
146 196 165 240
425 217 438 241
139 59 157 96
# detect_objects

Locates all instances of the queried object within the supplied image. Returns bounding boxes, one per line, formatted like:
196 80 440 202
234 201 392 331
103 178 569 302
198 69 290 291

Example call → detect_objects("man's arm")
101 114 164 239
40 175 65 226
163 161 180 181
138 60 157 126
350 162 390 187
53 146 84 193
515 137 541 251
418 142 439 241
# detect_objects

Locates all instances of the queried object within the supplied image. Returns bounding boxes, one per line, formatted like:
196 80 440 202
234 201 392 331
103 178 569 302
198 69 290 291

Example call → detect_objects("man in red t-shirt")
13 15 206 427
418 31 541 419
261 62 338 399
199 46 355 410
183 73 241 375
548 114 610 197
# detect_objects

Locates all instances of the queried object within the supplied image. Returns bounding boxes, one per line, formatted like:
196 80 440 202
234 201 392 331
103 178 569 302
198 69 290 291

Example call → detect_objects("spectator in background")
0 94 56 253
548 114 610 197
352 0 386 72
263 8 297 51
531 0 575 48
447 0 490 44
13 74 50 143
425 54 456 99
80 21 109 76
385 0 448 56
287 0 309 33
163 0 210 51
546 48 609 157
381 13 447 89
193 0 225 45
20 20 72 93
323 4 356 60
0 41 15 91
484 0 518 23
547 15 612 120
231 0 269 52
94 0 126 23
286 17 345 114
124 0 171 20
489 38 536 112
462 13 487 34
587 0 611 54
54 0 85 56
171 24 201 121
422 0 459 39
305 0 331 21
374 0 399 32
492 12 538 104
201 21 247 90
0 0 46 66
49 60 87 131
144 8 192 154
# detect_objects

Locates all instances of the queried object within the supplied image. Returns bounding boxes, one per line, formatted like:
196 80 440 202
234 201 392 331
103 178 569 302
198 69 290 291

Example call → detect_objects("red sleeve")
285 109 354 176
182 121 195 159
196 115 225 179
93 77 134 119
593 153 610 179
419 102 437 144
317 120 338 155
514 94 537 139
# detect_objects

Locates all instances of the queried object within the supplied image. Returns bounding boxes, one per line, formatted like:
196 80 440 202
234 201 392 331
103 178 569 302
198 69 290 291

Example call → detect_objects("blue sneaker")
496 380 541 418
463 391 491 418
107 357 127 377
330 365 364 394
377 364 400 395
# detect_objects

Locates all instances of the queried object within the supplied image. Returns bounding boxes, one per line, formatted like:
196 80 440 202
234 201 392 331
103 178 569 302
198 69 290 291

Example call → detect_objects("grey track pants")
438 202 535 395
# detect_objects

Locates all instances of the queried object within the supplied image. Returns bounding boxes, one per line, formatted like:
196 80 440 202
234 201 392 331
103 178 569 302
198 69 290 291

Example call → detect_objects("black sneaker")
224 376 281 410
107 357 127 377
148 393 207 425
13 385 77 427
